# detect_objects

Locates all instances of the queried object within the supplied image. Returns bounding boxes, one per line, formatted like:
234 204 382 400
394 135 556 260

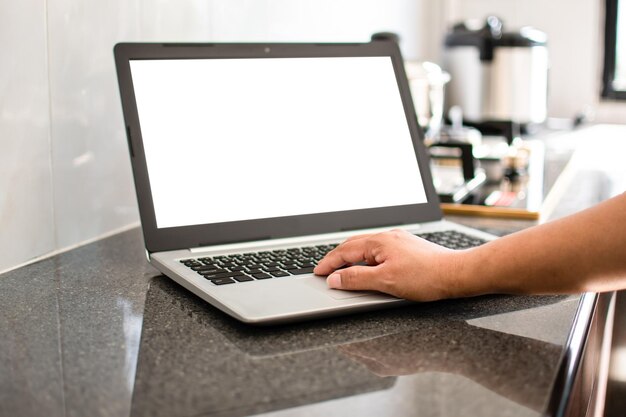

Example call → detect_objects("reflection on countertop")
130 274 577 417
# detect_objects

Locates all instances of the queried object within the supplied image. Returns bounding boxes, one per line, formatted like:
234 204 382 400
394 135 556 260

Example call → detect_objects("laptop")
114 41 496 325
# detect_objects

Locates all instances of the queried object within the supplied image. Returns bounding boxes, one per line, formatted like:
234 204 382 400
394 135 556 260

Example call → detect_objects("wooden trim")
440 203 540 220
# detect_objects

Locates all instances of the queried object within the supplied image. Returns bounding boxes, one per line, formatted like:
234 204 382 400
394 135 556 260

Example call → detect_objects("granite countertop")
5 126 624 417
0 226 587 417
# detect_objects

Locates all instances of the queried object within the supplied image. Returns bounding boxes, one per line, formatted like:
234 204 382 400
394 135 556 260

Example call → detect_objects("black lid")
371 32 401 44
445 16 547 61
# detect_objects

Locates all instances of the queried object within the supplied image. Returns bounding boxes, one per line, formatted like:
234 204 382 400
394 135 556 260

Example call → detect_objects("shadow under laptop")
130 275 570 417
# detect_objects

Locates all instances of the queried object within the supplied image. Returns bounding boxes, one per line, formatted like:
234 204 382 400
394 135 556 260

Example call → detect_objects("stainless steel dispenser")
443 16 548 141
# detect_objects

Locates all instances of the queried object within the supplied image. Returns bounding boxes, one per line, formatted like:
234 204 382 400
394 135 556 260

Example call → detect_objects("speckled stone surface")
0 226 583 417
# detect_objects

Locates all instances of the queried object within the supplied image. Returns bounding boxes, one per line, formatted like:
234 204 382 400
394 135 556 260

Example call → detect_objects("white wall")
0 0 56 272
0 0 425 272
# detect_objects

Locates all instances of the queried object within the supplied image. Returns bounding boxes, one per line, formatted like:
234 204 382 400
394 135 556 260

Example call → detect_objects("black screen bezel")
114 42 442 253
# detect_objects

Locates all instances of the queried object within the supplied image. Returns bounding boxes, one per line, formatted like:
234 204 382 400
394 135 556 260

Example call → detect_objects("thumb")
326 265 383 291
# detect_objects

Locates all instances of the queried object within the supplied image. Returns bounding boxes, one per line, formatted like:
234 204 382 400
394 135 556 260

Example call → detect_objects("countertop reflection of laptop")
114 41 496 325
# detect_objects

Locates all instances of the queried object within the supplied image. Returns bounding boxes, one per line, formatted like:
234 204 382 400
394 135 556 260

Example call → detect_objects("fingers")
343 233 374 243
326 265 386 292
314 237 379 275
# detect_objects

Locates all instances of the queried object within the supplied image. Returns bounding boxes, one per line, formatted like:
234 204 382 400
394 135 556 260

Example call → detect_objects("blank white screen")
130 56 427 229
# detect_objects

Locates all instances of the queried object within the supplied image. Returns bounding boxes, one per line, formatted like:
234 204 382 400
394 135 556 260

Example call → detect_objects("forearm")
458 193 626 296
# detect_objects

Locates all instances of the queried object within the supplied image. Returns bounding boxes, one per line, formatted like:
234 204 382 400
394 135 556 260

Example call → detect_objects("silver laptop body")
114 42 496 325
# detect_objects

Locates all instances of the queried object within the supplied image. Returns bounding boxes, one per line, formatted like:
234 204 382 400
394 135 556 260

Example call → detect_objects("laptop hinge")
188 223 424 254
189 233 341 254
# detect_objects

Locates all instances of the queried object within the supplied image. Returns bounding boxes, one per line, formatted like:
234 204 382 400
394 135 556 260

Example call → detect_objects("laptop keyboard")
179 230 487 285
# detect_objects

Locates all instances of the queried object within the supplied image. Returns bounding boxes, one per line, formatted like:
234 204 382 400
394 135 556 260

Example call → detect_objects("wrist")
444 246 493 298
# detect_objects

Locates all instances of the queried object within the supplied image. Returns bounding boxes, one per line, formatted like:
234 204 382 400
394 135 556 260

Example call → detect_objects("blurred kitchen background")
1 0 624 273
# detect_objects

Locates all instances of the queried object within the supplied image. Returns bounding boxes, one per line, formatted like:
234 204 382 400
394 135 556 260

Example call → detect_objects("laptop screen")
129 56 427 229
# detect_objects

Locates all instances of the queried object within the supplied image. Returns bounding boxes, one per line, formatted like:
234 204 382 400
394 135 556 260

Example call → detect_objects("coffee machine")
443 16 549 144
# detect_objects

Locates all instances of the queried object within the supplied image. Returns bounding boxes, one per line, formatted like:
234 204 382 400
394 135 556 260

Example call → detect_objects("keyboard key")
252 273 272 280
203 271 241 280
289 267 315 275
193 266 226 273
233 275 254 282
211 278 236 285
270 270 290 277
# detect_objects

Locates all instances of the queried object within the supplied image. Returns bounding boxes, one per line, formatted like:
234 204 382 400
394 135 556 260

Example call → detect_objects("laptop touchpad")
299 276 373 300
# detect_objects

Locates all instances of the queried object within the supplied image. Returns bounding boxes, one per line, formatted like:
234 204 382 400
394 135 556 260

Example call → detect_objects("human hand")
313 229 478 301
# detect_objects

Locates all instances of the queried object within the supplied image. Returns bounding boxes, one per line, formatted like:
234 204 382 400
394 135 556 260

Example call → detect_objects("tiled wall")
0 0 56 272
1 0 424 272
46 1 216 249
